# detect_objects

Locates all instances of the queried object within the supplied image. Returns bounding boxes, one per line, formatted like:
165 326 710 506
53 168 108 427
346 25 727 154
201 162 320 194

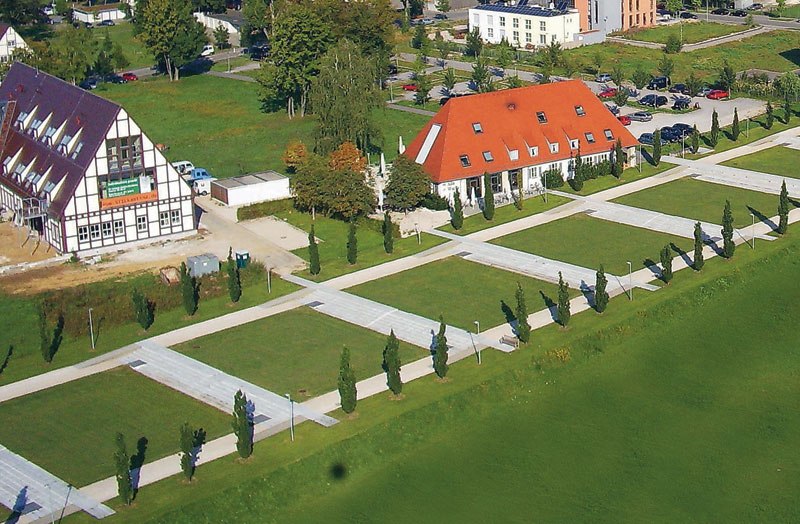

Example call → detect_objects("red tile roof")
404 80 638 184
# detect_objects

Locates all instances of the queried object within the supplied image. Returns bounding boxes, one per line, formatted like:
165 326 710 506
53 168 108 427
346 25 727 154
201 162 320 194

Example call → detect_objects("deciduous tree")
632 68 650 90
383 330 402 395
213 25 230 49
385 153 430 210
50 25 96 85
338 347 357 413
465 27 482 57
282 139 307 173
442 67 456 93
718 60 736 92
721 199 735 258
657 55 674 79
131 288 154 330
140 0 207 81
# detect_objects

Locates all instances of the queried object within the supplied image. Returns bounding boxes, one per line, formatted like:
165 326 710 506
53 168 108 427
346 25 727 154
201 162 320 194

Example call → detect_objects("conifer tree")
114 432 133 505
731 108 740 141
180 262 198 316
482 173 495 220
382 212 394 254
557 271 571 327
383 330 402 395
766 101 774 130
691 124 699 154
515 282 531 343
710 109 720 147
232 389 253 459
721 199 735 258
660 244 673 283
179 422 195 481
613 139 624 178
308 225 321 275
784 101 791 124
652 129 662 166
451 188 464 230
38 303 50 363
693 221 705 271
433 316 449 378
347 220 358 265
338 347 357 413
778 180 790 234
594 265 609 313
226 248 242 303
132 288 154 330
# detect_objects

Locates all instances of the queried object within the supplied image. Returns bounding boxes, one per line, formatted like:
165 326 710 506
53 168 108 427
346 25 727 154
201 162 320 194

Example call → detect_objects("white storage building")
210 171 290 206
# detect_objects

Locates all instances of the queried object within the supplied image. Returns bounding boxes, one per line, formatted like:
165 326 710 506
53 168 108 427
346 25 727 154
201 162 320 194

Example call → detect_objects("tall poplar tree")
652 129 662 166
594 265 609 313
433 316 449 378
180 262 198 316
778 180 790 234
114 432 134 505
482 174 495 220
515 283 531 343
338 347 357 413
721 199 735 259
693 222 705 271
308 225 321 275
226 248 242 303
383 330 402 395
731 108 740 141
232 390 253 459
710 109 720 147
347 220 358 265
557 272 571 327
382 212 394 254
660 244 674 284
451 188 464 230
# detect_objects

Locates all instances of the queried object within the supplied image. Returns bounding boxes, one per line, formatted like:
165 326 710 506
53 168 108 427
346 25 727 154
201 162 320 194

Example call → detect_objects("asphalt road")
692 10 800 28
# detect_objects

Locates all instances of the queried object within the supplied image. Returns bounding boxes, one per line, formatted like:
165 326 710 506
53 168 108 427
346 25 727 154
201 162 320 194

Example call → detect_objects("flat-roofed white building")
468 2 580 49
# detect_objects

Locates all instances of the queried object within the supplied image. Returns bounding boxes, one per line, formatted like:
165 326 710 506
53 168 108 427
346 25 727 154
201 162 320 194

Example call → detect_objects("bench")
500 334 520 348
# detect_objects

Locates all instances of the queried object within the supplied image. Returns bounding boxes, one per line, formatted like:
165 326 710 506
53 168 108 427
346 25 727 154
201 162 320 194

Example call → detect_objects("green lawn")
277 211 446 281
0 368 231 487
347 257 578 331
562 162 677 196
92 23 152 70
438 194 570 235
492 214 690 276
209 56 252 72
621 21 747 44
66 217 800 524
614 177 795 228
692 109 800 158
174 307 426 398
98 75 428 178
720 146 800 178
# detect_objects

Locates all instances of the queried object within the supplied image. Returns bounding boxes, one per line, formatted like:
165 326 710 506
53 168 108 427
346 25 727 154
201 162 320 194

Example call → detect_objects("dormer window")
536 112 547 124
43 181 56 195
43 126 57 144
15 111 28 128
508 149 519 161
472 122 483 134
604 129 614 140
1 156 11 174
570 139 579 149
58 134 72 153
482 151 494 162
459 154 471 167
585 132 595 144
549 143 558 153
70 142 84 160
574 105 585 116
529 146 538 157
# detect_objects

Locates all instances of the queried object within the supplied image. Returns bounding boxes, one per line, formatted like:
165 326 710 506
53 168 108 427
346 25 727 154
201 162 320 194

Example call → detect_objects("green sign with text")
106 178 140 198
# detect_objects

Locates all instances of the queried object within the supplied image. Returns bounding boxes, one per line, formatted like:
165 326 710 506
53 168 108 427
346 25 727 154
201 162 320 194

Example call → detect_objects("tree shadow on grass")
578 280 594 307
670 242 692 267
0 345 12 375
747 205 777 231
643 258 663 280
539 291 557 322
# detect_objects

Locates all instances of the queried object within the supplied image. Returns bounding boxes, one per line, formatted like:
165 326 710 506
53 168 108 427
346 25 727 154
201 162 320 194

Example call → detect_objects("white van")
171 161 194 176
200 45 214 57
193 177 217 196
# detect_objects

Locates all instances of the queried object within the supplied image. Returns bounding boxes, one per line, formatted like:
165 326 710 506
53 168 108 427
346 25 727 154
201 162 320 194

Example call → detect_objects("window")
536 111 547 124
102 222 112 238
540 21 546 31
170 210 181 225
540 34 546 44
137 215 148 232
549 143 559 153
70 141 83 160
570 139 579 150
490 173 502 193
529 146 538 157
512 18 519 28
513 31 519 42
488 28 494 38
78 226 89 242
105 135 143 172
526 33 532 43
29 119 43 134
604 129 614 140
473 13 479 25
459 155 471 167
499 16 505 27
482 151 494 162
113 220 124 236
525 19 531 29
160 211 170 227
487 15 493 24
508 149 519 161
574 105 585 116
89 224 101 240
472 122 483 134
43 125 57 143
585 132 596 143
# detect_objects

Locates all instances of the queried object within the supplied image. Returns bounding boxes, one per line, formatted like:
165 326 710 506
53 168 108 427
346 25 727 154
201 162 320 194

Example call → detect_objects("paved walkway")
0 445 112 522
385 103 436 116
605 25 772 52
664 156 800 198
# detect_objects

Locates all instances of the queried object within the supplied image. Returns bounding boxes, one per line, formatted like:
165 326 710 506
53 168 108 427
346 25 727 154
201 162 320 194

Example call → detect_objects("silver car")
628 111 653 122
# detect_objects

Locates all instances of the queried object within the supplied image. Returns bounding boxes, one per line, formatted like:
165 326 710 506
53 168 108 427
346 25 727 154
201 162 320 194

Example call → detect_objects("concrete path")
124 341 338 428
0 444 113 522
385 103 436 116
664 156 800 198
605 26 772 52
205 70 256 83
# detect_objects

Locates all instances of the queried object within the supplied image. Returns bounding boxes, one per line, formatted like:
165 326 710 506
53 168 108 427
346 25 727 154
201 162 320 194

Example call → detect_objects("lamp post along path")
285 393 294 442
474 320 481 365
88 307 95 351
627 261 633 301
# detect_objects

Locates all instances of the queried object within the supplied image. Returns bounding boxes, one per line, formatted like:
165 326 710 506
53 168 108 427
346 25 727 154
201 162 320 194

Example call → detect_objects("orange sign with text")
100 190 159 210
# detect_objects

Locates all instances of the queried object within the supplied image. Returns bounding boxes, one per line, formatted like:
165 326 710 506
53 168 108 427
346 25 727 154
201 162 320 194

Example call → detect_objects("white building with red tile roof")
403 80 638 203
0 24 29 63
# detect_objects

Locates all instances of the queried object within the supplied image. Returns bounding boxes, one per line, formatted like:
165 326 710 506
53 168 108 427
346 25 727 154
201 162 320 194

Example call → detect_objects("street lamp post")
682 134 686 159
88 308 95 351
414 222 420 245
474 320 481 365
285 393 294 442
267 267 272 294
627 261 633 301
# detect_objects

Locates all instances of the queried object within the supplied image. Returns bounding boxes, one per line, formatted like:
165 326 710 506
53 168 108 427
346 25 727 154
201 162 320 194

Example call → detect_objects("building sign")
100 190 159 210
106 178 141 198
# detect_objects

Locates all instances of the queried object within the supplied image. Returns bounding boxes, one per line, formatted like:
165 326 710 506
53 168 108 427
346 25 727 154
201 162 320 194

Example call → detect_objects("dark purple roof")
0 24 9 41
0 62 120 216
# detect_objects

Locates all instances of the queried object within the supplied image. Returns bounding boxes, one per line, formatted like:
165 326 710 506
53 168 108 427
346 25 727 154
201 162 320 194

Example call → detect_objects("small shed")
210 171 291 207
186 253 220 278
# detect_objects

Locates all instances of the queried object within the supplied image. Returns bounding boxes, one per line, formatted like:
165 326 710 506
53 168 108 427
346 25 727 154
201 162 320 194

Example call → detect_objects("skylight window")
43 181 56 194
459 155 471 167
70 142 84 160
472 122 483 134
604 129 614 140
15 111 28 126
574 105 585 116
43 126 57 141
30 119 43 131
585 132 595 144
536 112 547 124
483 151 494 162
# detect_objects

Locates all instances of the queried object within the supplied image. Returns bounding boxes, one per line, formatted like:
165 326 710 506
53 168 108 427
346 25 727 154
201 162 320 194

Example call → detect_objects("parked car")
629 111 653 122
639 133 667 146
192 177 217 196
79 78 97 90
672 122 693 135
647 76 671 90
711 8 729 14
660 127 680 142
617 115 632 126
707 89 729 100
42 5 54 15
106 74 127 84
434 13 448 19
200 44 214 57
669 83 688 94
748 2 763 9
679 11 698 18
99 19 115 26
730 9 747 16
249 45 269 61
401 83 418 91
186 167 213 181
672 98 692 110
599 87 618 98
596 73 612 83
411 18 434 25
605 103 620 115
121 72 138 82
639 94 668 107
697 86 713 97
171 161 195 175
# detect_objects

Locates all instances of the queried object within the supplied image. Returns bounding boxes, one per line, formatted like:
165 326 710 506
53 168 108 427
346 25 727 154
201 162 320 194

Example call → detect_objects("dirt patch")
0 262 164 295
0 222 61 266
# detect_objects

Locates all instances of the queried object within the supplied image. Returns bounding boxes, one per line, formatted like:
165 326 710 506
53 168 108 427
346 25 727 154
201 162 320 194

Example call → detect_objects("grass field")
347 257 578 331
620 21 747 44
614 177 795 228
277 211 446 281
65 221 800 524
0 368 231 486
492 214 690 276
720 146 800 177
438 194 570 235
92 23 152 70
174 307 427 398
691 110 800 157
98 76 428 178
562 162 677 196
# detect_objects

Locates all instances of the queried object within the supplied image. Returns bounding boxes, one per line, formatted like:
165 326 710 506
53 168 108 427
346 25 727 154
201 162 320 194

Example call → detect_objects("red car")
617 115 631 126
706 89 729 100
598 88 618 98
401 83 418 91
121 72 138 82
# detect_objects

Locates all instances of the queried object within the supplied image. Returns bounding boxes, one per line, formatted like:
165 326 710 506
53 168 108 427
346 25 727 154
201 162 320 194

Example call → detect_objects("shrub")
237 198 295 221
419 192 450 211
541 168 564 189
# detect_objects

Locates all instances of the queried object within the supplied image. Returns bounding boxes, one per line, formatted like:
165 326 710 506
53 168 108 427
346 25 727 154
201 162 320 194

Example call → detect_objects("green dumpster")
235 250 250 269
